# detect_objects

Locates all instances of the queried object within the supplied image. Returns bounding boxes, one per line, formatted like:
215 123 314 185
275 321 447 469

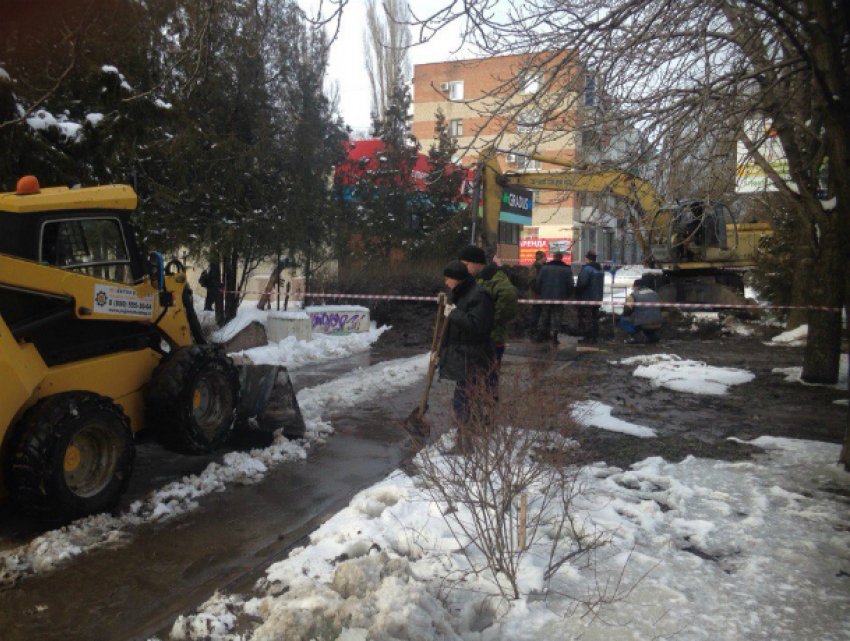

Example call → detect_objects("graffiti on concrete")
310 312 368 334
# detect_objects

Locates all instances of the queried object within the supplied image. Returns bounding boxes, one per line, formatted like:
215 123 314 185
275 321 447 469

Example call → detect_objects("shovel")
405 293 449 438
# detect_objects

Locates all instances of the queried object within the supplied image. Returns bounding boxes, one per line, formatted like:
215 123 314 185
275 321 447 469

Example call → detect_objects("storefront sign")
519 237 572 265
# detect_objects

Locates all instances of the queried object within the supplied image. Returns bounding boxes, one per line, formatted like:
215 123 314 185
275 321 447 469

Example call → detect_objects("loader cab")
0 182 146 283
0 178 156 367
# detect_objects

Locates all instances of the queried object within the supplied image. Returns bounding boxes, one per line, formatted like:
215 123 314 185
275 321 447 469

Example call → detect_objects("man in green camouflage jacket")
459 245 519 365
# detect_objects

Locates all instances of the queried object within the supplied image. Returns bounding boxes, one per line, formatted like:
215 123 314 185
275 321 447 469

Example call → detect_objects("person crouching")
619 278 663 343
439 261 497 438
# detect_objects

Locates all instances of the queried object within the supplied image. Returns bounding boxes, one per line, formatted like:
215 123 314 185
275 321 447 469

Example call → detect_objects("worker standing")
526 250 547 338
535 251 574 344
575 250 604 343
439 260 497 431
459 245 518 365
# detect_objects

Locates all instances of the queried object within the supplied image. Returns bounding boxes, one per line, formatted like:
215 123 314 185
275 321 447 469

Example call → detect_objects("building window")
450 119 463 137
585 74 596 106
522 73 541 94
517 110 541 133
517 155 541 171
449 80 464 100
498 222 521 246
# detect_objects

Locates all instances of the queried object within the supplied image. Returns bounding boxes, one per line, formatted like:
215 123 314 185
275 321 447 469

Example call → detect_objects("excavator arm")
479 147 665 257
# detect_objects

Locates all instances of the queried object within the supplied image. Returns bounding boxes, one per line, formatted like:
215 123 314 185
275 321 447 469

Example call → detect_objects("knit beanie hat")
458 245 487 264
443 260 469 280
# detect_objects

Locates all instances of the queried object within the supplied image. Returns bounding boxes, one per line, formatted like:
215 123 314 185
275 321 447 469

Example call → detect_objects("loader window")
41 218 133 283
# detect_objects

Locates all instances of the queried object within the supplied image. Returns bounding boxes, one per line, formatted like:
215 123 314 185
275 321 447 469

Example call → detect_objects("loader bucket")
236 362 306 439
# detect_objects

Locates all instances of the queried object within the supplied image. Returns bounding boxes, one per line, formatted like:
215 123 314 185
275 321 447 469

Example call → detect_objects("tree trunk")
841 303 850 471
223 251 240 324
786 232 810 330
801 229 843 384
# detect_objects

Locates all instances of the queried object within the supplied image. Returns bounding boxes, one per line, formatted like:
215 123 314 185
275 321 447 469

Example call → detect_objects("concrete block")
222 321 268 354
305 305 370 335
266 311 312 343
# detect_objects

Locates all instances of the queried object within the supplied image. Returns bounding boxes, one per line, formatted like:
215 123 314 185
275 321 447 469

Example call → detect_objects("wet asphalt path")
0 348 423 640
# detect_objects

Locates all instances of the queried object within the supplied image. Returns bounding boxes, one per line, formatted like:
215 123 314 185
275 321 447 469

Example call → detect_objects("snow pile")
0 354 427 587
616 354 755 395
239 327 388 369
572 401 656 438
212 307 271 343
773 353 849 390
768 324 808 347
170 437 850 641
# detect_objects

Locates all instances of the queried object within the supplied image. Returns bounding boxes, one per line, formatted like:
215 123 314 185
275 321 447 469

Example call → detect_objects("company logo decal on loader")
93 284 155 318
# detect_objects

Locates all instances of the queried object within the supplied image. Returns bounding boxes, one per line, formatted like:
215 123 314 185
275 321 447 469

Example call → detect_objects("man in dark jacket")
535 251 574 343
619 278 663 343
575 250 604 343
439 261 497 426
527 250 547 336
459 245 518 364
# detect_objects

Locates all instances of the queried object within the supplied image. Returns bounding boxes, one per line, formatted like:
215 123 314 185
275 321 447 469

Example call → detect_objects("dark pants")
537 304 564 341
619 317 660 342
529 304 543 333
578 305 600 341
452 373 496 428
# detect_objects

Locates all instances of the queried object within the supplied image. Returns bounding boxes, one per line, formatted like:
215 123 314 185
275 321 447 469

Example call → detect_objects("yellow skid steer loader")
0 177 304 522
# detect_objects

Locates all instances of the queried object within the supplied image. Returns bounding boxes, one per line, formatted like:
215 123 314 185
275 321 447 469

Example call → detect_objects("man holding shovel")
439 260 497 430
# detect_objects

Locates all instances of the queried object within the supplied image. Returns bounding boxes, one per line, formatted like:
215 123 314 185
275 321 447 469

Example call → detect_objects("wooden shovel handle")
418 308 451 418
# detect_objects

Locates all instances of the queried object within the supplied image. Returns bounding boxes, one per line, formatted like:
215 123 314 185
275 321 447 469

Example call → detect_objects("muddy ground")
0 313 846 640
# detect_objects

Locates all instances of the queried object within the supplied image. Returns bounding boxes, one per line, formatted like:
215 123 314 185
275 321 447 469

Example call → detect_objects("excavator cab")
649 201 738 265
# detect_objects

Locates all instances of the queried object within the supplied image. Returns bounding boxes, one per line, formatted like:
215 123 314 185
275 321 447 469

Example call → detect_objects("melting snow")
615 354 755 395
0 354 427 587
768 324 808 347
239 327 388 369
170 437 850 641
772 354 849 390
573 401 657 438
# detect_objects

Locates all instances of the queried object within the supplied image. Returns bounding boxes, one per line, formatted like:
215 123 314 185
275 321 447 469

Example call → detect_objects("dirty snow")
772 353 849 390
212 307 271 343
0 354 427 588
768 324 808 347
170 437 850 641
615 354 755 395
238 327 388 370
0 67 10 82
572 401 656 438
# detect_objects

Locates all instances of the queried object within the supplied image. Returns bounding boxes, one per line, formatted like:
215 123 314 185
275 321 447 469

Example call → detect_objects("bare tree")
407 362 636 608
364 0 412 126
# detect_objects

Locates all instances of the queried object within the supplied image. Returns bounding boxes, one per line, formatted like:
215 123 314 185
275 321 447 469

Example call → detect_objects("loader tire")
8 392 135 522
145 345 240 454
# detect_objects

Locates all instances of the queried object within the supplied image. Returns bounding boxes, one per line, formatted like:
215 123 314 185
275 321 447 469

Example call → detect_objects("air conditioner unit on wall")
506 153 517 163
439 82 449 92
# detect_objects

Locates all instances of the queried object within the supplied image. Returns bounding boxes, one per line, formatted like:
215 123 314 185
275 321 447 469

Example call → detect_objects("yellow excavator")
0 177 303 522
479 148 771 303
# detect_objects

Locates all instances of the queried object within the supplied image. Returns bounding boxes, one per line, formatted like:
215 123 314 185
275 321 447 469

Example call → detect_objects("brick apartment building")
412 52 584 262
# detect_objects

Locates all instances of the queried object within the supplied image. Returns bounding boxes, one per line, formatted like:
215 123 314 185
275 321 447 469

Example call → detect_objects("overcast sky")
298 1 471 134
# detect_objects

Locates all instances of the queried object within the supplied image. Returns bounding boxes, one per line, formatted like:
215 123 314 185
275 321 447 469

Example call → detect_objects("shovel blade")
238 364 306 439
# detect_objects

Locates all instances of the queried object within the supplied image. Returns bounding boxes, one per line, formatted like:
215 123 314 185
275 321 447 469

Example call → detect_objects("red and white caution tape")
217 289 841 312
